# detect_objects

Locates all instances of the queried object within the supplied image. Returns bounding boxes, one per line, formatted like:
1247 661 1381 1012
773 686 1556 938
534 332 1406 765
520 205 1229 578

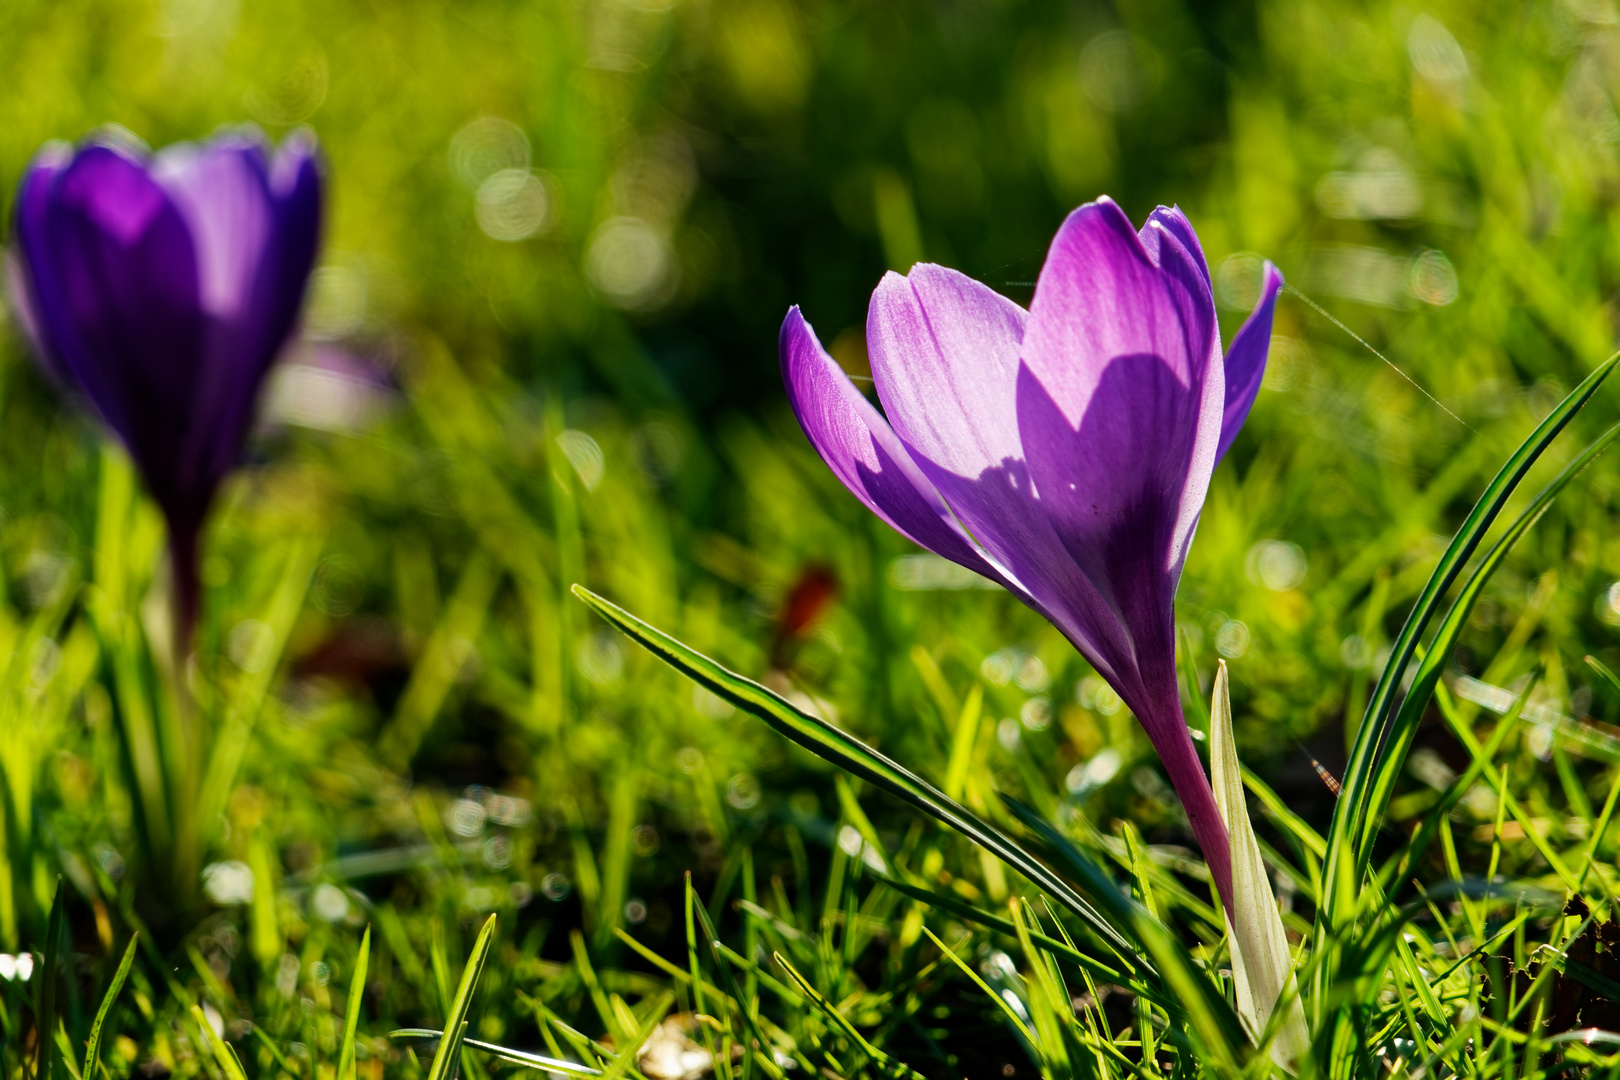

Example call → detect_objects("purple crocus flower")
779 197 1281 912
10 128 322 641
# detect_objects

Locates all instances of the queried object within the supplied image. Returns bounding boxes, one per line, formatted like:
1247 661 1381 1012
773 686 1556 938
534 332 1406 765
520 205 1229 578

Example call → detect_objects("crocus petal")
1017 199 1223 696
1216 262 1283 468
21 141 206 506
153 135 275 321
1016 198 1231 903
866 265 1028 488
9 145 74 384
865 264 1134 685
779 307 1008 584
154 132 322 507
1211 661 1311 1068
1139 205 1210 293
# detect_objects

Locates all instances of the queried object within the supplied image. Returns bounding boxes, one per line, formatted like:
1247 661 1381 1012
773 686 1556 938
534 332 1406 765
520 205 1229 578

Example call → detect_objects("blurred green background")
3 0 1620 1070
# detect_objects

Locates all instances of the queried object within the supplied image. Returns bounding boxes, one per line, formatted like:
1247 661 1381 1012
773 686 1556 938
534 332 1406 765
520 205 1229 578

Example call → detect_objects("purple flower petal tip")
1217 261 1284 467
779 198 1284 912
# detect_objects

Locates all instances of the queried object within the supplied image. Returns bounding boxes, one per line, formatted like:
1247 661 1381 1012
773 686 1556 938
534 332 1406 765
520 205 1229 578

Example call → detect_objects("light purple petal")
864 265 1134 684
866 265 1028 486
1216 262 1283 468
779 307 1007 583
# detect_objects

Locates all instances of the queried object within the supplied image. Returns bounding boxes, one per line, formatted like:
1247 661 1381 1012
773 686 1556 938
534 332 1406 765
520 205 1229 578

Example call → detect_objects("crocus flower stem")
779 197 1282 914
170 520 202 658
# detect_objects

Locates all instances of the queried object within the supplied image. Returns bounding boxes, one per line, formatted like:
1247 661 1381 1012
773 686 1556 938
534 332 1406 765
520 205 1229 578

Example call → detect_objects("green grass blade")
190 1006 249 1080
339 926 371 1080
571 585 1143 972
687 881 787 1080
918 928 1040 1049
37 879 64 1080
998 797 1247 1067
598 992 675 1080
1357 419 1620 868
1587 655 1620 700
82 933 138 1080
876 875 1128 985
425 913 498 1080
774 951 928 1079
389 1031 603 1077
1323 352 1620 929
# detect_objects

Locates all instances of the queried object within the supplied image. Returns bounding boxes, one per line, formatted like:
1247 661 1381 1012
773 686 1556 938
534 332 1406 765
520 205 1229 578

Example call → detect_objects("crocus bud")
10 127 322 641
1211 660 1311 1068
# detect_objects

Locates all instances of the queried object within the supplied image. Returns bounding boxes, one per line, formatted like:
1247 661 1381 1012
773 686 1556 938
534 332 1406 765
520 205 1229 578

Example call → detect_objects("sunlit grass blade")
998 797 1247 1066
1375 680 1528 894
597 991 674 1080
571 585 1143 971
775 951 927 1079
1356 419 1620 874
918 927 1041 1055
688 878 788 1080
425 913 497 1080
1586 654 1620 700
1324 352 1620 929
190 1006 249 1080
876 875 1129 985
339 926 371 1080
390 1031 604 1077
82 933 138 1080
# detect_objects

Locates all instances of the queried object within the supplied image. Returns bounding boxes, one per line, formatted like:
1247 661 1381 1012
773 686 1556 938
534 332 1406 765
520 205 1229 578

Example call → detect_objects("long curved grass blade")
338 926 371 1080
425 913 497 1080
1375 685 1528 895
999 797 1247 1066
83 934 138 1080
389 1031 603 1077
1356 420 1620 872
1323 352 1619 928
571 585 1143 972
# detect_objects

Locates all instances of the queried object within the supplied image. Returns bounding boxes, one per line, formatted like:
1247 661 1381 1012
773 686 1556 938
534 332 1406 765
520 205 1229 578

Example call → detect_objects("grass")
3 0 1620 1076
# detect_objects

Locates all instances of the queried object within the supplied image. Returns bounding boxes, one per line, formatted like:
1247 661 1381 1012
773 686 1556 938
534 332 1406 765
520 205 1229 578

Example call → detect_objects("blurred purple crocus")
779 197 1282 912
10 128 322 642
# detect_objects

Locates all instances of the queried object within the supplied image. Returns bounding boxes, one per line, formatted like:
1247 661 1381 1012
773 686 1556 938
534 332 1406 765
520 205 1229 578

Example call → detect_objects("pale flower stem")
1211 659 1312 1070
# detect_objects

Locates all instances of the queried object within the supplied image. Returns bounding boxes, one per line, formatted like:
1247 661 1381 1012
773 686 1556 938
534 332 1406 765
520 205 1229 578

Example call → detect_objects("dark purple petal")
1216 262 1283 468
153 134 275 321
779 307 1007 583
25 142 207 507
151 131 321 504
10 145 74 383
